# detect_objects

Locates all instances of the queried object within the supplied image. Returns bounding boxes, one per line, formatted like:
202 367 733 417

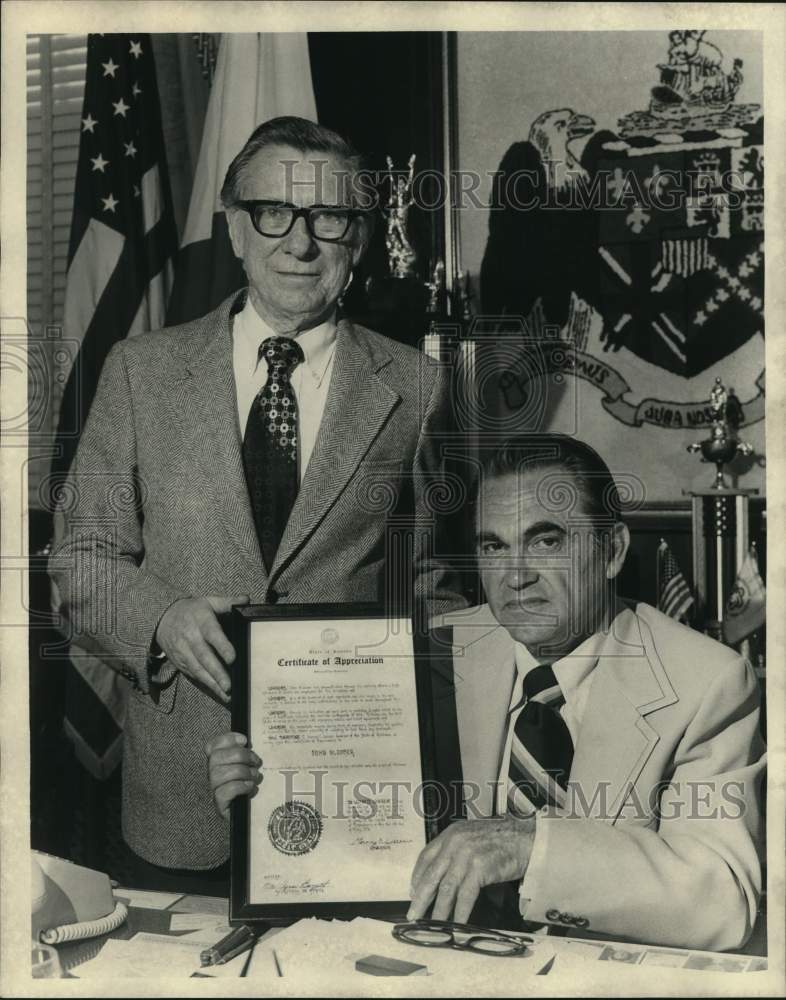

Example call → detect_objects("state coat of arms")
480 30 764 435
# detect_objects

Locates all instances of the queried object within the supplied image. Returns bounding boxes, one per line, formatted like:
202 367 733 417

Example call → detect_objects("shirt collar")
233 296 337 387
513 624 609 704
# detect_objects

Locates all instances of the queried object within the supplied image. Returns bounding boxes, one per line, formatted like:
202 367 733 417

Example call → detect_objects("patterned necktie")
242 336 304 572
506 663 574 816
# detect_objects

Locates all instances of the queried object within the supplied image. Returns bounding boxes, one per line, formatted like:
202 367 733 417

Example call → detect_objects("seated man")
208 434 765 952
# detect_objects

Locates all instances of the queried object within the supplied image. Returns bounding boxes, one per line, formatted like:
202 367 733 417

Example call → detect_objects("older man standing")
50 117 464 886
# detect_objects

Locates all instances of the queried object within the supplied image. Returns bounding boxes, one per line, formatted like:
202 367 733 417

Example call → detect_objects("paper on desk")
168 894 227 916
177 923 236 948
246 917 556 987
551 938 766 974
114 888 184 910
73 935 202 978
169 913 232 937
169 912 222 931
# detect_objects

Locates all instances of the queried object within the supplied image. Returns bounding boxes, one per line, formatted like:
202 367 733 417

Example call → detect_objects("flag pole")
739 537 753 660
441 31 459 310
716 533 725 632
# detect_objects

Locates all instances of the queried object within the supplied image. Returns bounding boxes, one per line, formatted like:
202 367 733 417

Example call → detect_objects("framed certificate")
229 603 438 925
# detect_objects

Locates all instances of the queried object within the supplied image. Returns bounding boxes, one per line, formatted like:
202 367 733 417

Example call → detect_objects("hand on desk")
155 595 250 703
205 732 263 820
408 815 536 924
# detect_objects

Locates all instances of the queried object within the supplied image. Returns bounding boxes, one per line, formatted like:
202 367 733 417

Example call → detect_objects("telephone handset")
32 851 128 944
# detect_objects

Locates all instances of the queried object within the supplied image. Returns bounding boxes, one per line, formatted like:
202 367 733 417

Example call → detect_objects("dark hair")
476 433 623 528
220 116 364 208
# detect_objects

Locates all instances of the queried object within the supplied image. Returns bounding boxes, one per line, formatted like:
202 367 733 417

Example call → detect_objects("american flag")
53 34 177 779
657 538 694 623
53 33 177 481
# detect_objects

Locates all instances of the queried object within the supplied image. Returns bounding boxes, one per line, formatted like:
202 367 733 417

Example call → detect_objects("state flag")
166 33 317 325
724 546 766 645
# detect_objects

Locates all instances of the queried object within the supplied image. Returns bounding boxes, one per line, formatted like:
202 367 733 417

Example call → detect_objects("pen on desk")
239 934 258 978
200 924 256 967
272 949 283 977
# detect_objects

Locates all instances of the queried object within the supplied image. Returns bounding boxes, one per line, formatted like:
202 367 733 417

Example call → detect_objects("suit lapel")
449 606 516 818
570 604 678 823
272 320 400 575
164 293 265 577
443 604 681 822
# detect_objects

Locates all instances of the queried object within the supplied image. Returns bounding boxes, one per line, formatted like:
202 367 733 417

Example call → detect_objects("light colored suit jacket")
435 601 765 952
50 290 466 868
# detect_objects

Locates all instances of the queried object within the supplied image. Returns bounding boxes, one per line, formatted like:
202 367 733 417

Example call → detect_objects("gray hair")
220 116 365 208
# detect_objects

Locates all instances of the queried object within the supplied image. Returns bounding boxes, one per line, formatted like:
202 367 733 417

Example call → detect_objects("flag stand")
685 487 759 642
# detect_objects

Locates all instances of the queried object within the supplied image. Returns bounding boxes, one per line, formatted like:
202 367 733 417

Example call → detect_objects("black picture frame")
229 602 439 927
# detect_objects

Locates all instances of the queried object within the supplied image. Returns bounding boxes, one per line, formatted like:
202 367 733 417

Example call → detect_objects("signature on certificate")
351 836 412 852
263 879 332 897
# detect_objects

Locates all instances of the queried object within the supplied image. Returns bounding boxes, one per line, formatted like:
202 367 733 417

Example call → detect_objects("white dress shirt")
232 298 337 480
495 629 606 915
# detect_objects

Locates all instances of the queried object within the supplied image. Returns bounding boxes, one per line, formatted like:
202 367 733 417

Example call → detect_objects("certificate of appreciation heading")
247 615 427 906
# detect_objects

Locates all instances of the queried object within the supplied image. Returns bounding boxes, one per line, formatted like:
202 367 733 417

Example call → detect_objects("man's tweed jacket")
50 290 466 869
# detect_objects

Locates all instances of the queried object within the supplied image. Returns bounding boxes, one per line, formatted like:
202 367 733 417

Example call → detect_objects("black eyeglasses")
234 200 363 242
392 920 532 957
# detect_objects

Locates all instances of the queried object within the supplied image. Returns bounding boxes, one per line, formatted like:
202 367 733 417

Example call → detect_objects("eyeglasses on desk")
391 919 533 957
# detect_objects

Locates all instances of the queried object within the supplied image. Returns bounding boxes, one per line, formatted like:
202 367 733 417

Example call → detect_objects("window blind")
27 33 87 508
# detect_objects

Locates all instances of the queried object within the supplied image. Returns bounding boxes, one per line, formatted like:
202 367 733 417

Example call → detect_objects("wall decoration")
475 30 764 499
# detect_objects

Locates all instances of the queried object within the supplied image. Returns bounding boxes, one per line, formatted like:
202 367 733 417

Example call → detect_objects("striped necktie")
506 663 574 816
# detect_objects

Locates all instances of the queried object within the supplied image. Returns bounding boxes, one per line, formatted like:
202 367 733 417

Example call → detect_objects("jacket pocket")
129 667 180 715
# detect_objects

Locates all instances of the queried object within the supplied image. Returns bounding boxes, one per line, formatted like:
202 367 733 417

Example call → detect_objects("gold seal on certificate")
229 604 437 924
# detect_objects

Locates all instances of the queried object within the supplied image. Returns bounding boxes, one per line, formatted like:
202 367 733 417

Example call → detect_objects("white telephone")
31 851 128 944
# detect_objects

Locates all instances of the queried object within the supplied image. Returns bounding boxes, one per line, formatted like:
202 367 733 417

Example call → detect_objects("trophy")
687 377 753 490
363 154 429 346
385 153 418 280
425 260 445 316
686 376 758 642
